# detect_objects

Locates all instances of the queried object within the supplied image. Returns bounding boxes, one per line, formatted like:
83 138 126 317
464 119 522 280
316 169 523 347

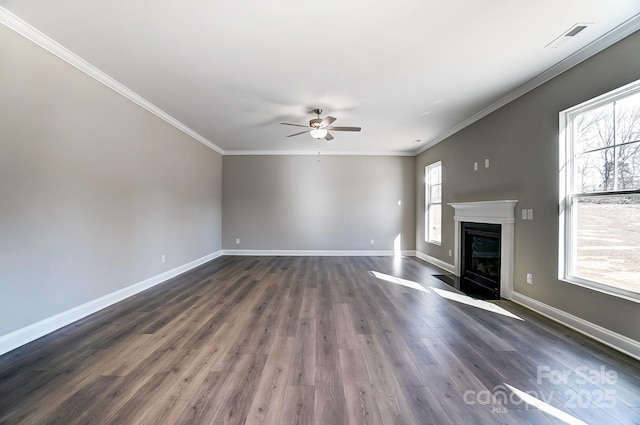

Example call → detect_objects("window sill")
426 240 442 246
559 276 640 304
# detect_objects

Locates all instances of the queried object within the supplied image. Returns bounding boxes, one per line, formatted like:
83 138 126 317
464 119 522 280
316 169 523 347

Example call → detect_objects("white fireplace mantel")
448 200 517 299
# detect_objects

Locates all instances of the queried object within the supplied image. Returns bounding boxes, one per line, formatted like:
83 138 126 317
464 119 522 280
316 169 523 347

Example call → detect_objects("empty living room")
1 2 639 424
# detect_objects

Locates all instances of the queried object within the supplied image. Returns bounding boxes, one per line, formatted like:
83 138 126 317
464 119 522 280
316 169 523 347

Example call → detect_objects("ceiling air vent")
546 22 593 48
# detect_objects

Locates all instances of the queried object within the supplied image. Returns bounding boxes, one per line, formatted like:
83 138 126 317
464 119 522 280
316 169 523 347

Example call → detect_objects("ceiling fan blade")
327 126 361 132
321 116 337 127
281 123 310 128
324 132 334 141
287 130 311 137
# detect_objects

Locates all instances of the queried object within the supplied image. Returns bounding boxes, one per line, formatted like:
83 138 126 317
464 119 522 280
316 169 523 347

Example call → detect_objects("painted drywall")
0 25 223 336
416 30 640 341
222 155 415 251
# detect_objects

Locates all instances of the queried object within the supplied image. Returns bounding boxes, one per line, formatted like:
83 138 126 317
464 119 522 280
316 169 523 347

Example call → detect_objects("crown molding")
0 6 225 155
415 13 640 156
223 149 415 156
4 5 638 159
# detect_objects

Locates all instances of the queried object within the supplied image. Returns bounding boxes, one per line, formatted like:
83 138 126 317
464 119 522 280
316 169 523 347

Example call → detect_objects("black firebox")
461 222 501 299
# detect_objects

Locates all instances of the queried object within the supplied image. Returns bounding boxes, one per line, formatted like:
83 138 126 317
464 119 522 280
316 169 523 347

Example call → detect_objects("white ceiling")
2 0 640 155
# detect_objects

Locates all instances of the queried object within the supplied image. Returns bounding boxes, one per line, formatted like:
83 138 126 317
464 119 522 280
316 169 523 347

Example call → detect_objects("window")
425 161 442 244
559 79 640 301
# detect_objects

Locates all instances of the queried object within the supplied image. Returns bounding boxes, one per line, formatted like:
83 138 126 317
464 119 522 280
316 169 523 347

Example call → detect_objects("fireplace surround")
449 200 517 300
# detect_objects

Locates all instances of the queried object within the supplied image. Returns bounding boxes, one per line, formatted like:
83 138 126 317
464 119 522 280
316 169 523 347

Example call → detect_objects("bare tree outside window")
568 89 640 295
574 92 640 193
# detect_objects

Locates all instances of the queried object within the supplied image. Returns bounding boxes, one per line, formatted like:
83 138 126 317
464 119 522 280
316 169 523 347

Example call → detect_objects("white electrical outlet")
370 239 375 245
161 254 166 263
448 249 452 257
474 162 478 171
526 273 533 284
235 238 240 245
485 158 490 168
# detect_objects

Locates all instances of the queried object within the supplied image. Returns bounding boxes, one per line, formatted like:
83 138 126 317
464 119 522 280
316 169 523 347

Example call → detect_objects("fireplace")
448 200 517 300
461 222 501 299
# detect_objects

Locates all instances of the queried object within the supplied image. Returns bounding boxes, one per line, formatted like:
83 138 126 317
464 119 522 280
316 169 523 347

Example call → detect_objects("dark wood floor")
1 256 639 425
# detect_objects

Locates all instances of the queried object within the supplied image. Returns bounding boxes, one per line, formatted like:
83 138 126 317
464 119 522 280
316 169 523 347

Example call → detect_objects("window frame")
425 161 442 245
559 79 640 303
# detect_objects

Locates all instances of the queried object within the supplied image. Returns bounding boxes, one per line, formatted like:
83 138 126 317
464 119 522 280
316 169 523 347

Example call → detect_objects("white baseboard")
511 292 640 361
222 249 417 257
414 251 456 274
0 250 223 356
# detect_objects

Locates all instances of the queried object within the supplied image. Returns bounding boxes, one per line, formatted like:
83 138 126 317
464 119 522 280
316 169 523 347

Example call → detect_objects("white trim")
511 292 640 361
0 250 223 356
414 251 455 274
425 161 443 245
558 77 640 304
3 7 639 158
222 249 417 257
0 7 224 155
415 13 640 155
223 150 415 157
449 200 518 300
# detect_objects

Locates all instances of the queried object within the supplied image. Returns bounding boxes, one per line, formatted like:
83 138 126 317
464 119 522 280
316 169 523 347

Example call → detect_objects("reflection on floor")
433 273 499 300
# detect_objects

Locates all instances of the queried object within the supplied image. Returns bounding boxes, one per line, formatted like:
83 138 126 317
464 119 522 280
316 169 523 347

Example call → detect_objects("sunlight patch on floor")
430 287 523 320
505 384 588 425
370 271 430 293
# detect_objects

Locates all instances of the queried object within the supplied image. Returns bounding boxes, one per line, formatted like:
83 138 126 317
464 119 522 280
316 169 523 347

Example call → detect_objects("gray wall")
0 25 223 336
222 155 416 251
416 30 640 341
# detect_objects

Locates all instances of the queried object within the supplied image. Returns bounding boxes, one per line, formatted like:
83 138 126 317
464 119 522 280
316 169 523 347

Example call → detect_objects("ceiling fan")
280 109 361 141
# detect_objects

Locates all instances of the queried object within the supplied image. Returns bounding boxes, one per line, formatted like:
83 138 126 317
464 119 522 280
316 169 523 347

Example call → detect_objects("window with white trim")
559 79 640 301
425 161 442 244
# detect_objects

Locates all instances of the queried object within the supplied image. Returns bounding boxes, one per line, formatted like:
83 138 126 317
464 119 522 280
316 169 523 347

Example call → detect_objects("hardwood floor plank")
288 315 316 386
315 308 338 368
27 375 119 425
415 363 517 425
133 399 189 425
420 337 488 394
163 346 216 402
314 364 348 425
339 348 384 425
357 335 418 425
334 303 359 350
210 353 268 425
277 292 302 337
401 385 454 425
96 334 154 377
173 371 232 425
104 348 196 425
1 256 638 425
245 336 294 425
281 385 315 425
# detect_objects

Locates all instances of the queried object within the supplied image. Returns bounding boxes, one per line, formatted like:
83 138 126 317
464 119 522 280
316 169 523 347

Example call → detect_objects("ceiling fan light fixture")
310 128 328 139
